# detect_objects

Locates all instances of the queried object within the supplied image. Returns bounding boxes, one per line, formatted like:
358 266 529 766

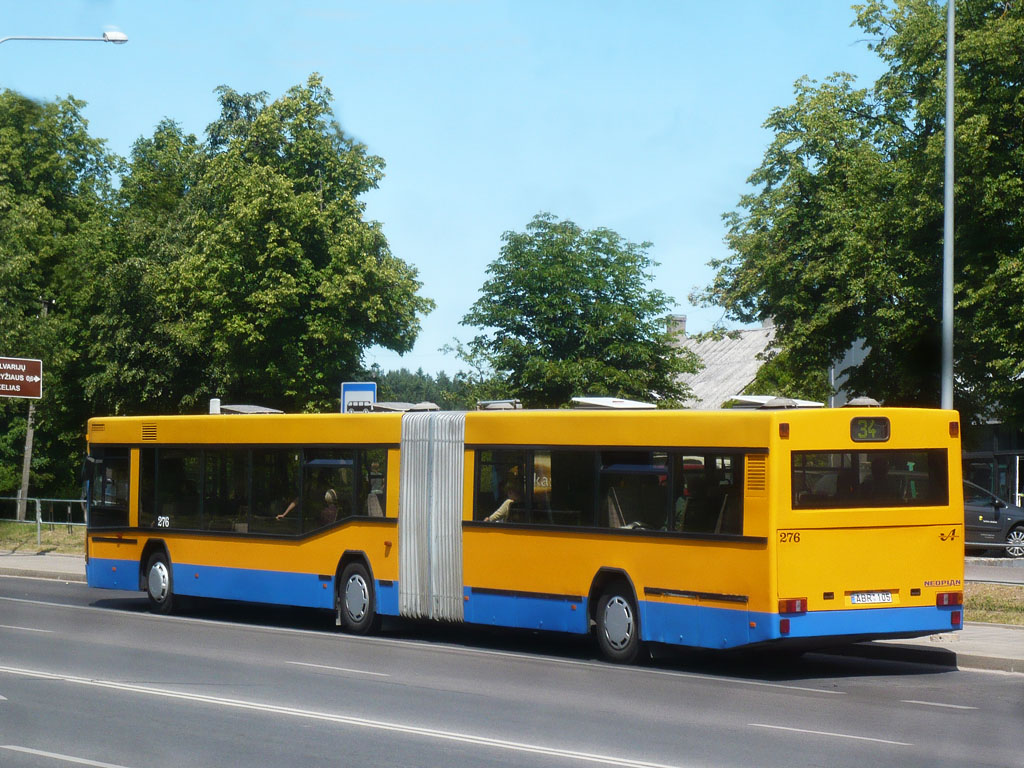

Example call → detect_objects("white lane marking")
0 624 53 633
901 699 978 710
749 723 911 746
0 596 846 696
286 661 389 678
0 665 685 768
0 694 6 701
1 745 135 768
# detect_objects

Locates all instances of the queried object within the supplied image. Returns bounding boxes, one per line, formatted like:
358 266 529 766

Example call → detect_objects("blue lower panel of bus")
87 557 335 610
88 559 958 648
376 580 399 615
174 563 336 609
777 604 960 640
463 588 590 634
637 602 958 649
87 558 138 591
641 601 756 648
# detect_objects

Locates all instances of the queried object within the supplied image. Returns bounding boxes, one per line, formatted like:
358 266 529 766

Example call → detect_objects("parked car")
963 480 1024 558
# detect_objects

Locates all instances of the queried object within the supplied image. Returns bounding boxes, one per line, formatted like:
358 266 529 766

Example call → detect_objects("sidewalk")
0 550 86 582
1 550 1021 673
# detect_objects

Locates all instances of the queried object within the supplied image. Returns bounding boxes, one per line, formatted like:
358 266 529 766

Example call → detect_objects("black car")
964 480 1024 558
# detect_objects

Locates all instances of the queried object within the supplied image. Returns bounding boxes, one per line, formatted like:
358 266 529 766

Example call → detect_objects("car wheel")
1005 525 1024 558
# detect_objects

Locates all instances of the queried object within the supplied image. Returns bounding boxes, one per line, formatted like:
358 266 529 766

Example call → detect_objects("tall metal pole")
941 1 955 410
3 30 127 518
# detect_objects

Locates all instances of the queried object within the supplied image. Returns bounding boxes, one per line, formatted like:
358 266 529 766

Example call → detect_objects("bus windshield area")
792 449 948 509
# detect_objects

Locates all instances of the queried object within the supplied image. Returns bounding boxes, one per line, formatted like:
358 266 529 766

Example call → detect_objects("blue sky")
3 1 885 376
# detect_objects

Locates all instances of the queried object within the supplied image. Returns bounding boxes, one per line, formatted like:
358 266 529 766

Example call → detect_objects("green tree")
458 213 699 408
699 1 1024 421
89 74 434 413
369 366 476 411
0 90 117 497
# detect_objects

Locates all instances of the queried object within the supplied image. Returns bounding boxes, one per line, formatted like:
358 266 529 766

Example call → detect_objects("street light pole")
4 28 127 519
941 2 955 410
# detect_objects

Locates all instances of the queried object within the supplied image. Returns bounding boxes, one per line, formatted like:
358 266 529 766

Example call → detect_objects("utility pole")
16 301 48 521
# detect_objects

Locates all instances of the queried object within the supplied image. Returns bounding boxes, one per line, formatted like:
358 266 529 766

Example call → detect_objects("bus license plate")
850 591 892 605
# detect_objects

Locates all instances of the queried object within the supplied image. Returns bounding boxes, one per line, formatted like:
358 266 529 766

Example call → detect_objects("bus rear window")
792 449 948 509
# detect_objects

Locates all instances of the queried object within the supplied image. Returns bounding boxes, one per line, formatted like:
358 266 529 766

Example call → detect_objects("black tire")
337 562 380 635
1005 525 1024 558
144 551 174 614
595 586 643 664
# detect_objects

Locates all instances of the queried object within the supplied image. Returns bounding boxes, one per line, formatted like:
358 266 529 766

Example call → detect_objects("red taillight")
951 611 962 627
936 591 963 607
779 618 790 634
778 598 807 614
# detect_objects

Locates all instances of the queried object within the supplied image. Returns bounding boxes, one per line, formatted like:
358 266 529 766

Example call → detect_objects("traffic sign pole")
1 356 45 521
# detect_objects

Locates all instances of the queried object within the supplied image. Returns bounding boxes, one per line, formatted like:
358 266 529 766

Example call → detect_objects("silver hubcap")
148 561 169 603
1007 529 1024 558
603 596 634 651
344 575 369 621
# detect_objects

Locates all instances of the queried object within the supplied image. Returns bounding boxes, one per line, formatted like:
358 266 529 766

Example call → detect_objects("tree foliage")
369 366 476 411
458 213 699 408
1 75 433 498
88 74 433 414
0 90 117 495
699 0 1024 421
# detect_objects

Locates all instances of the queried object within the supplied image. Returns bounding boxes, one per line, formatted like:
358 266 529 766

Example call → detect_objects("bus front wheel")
595 587 642 664
145 552 175 614
338 563 380 635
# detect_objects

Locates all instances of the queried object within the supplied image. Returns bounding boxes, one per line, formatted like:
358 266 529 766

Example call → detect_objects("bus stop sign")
341 381 376 413
0 357 42 399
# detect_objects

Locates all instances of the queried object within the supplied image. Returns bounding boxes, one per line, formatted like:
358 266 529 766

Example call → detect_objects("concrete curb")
820 635 1024 674
0 566 86 583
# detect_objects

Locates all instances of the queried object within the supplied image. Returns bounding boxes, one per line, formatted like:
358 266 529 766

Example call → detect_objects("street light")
2 28 127 521
0 30 128 45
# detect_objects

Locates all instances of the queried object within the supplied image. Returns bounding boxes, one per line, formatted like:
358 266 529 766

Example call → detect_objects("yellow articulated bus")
84 404 964 663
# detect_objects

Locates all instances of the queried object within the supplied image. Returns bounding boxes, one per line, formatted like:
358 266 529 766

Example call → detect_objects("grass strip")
965 582 1024 626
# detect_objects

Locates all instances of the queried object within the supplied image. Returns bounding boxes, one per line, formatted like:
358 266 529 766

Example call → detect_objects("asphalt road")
0 577 1021 768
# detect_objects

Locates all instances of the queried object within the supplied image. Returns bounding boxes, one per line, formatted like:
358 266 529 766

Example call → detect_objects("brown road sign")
0 357 42 399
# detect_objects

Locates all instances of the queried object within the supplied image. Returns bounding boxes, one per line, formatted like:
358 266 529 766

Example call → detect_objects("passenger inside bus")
485 485 521 522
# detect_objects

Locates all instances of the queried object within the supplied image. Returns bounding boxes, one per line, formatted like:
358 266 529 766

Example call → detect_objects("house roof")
675 323 776 410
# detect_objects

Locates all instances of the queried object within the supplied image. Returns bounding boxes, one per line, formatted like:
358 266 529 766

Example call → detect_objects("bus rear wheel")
145 552 174 614
338 563 380 635
595 587 643 664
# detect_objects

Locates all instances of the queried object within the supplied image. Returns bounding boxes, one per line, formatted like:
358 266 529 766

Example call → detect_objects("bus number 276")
779 531 801 543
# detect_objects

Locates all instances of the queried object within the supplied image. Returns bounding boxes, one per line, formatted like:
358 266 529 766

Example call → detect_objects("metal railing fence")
0 496 87 546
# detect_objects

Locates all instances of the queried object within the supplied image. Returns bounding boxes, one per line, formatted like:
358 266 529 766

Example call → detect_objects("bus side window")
362 449 386 517
475 450 527 522
674 453 744 535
